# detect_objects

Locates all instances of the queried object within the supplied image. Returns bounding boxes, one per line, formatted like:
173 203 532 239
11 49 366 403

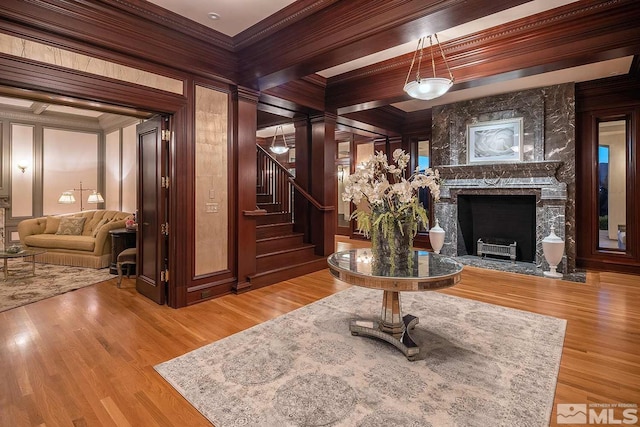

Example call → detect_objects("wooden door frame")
0 55 190 307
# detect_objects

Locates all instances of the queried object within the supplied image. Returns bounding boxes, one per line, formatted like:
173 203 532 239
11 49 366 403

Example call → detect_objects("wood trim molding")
0 1 237 83
233 0 339 50
236 0 531 90
326 0 640 112
101 0 234 50
243 209 267 216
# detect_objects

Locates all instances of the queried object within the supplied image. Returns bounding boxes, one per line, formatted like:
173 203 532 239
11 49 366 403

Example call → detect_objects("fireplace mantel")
437 160 567 202
437 160 563 180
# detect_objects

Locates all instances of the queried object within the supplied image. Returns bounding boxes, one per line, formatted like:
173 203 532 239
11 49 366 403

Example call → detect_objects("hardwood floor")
1 237 639 426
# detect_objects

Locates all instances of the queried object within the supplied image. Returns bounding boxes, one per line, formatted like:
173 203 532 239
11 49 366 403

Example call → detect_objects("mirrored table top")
327 249 463 292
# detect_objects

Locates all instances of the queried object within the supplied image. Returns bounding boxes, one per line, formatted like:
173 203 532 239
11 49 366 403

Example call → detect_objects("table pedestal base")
350 314 420 361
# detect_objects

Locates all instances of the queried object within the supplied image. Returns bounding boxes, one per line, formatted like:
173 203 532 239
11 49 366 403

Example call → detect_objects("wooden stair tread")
256 232 304 243
248 256 328 286
256 222 293 229
256 243 315 259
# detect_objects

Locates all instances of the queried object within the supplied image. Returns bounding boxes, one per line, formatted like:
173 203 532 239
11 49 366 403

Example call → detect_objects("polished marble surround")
431 84 576 273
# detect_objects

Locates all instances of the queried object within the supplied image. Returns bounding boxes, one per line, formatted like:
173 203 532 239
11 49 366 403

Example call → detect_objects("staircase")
247 147 327 288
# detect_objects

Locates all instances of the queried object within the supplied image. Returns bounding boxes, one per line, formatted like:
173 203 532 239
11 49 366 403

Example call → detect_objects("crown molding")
102 0 234 50
233 0 338 50
99 114 140 133
0 106 102 130
326 0 640 112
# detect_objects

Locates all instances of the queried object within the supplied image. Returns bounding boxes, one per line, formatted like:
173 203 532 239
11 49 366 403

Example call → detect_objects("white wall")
122 123 137 214
10 124 34 217
105 129 121 211
42 128 99 215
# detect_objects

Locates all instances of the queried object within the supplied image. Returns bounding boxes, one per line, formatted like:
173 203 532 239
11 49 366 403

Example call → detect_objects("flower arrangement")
342 149 440 273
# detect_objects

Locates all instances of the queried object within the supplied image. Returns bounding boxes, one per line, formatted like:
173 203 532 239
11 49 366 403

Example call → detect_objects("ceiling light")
403 34 455 100
269 125 290 155
208 12 220 20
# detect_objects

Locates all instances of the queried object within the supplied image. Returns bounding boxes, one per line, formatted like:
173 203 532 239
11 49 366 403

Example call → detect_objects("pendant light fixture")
269 125 290 155
403 34 454 100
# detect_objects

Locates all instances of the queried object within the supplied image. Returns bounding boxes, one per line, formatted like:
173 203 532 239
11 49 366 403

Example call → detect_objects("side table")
109 228 136 274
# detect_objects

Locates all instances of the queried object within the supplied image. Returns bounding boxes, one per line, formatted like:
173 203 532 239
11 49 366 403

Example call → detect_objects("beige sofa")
18 210 132 268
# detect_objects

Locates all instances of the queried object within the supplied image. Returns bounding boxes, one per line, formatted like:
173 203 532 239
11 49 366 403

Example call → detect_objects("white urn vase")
542 225 565 278
429 219 445 254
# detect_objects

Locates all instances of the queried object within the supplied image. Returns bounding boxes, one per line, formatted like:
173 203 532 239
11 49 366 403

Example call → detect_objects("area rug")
0 260 113 312
155 287 566 427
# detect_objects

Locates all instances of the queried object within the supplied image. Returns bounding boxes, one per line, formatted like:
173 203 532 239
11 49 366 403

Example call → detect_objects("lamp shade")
87 191 104 204
403 77 453 100
58 191 76 204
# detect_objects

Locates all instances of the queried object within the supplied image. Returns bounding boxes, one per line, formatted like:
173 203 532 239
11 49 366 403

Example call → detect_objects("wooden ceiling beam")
326 0 640 113
237 0 531 90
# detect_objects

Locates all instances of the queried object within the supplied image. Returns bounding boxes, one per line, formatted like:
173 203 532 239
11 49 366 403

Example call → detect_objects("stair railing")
256 145 334 224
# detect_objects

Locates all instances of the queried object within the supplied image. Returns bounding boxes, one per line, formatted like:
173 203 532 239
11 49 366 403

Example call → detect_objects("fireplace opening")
457 195 536 262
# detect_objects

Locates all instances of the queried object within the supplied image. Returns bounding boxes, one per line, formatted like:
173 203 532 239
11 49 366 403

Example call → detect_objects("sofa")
18 210 132 268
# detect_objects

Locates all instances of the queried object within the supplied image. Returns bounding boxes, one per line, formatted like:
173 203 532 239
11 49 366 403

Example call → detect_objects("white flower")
342 149 440 234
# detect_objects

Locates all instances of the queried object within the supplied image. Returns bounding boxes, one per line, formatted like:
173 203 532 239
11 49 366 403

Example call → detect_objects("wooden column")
310 113 337 256
234 87 259 292
293 117 310 239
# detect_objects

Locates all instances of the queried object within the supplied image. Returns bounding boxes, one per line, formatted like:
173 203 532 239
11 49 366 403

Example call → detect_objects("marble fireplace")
431 83 576 273
434 161 568 272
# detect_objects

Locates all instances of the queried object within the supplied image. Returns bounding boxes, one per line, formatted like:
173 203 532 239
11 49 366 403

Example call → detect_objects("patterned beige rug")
0 260 113 312
155 286 566 427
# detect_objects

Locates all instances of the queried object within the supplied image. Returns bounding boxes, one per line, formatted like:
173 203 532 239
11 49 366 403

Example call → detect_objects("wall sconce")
269 125 290 155
58 181 104 211
17 160 29 173
337 165 344 182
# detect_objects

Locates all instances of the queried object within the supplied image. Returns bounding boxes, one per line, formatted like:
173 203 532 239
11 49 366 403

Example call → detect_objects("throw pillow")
92 218 111 237
44 216 61 234
56 217 86 236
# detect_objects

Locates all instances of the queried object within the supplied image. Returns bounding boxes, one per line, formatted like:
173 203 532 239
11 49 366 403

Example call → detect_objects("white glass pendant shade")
403 78 453 100
429 218 445 254
269 145 289 155
542 225 565 278
269 125 290 155
403 34 454 101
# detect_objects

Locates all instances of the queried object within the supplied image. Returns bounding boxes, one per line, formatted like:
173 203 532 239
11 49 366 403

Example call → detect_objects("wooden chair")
116 247 137 287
